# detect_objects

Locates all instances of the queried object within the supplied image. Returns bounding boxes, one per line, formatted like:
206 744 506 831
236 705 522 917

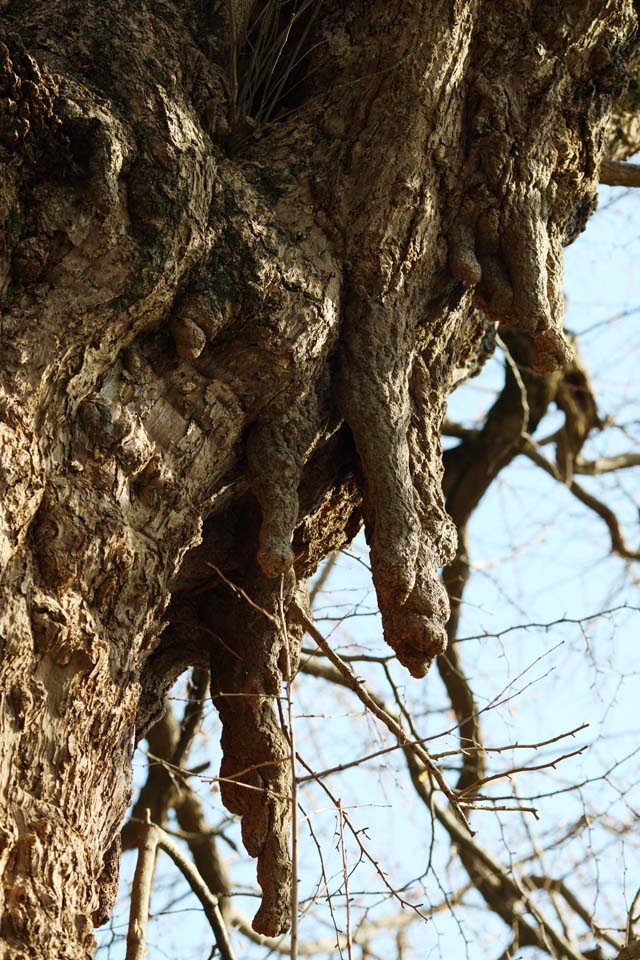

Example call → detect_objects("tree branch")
525 876 622 951
154 826 236 960
292 603 474 832
575 453 640 475
600 159 640 187
228 906 421 957
128 816 236 960
125 814 159 960
523 443 640 560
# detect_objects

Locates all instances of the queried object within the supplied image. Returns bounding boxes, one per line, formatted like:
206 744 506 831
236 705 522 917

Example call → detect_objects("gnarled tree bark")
0 0 637 955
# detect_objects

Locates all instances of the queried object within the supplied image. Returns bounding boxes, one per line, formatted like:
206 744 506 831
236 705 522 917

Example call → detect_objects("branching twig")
295 736 440 785
296 751 429 920
523 442 640 560
432 723 589 760
127 814 236 960
525 876 622 951
456 606 638 644
457 744 588 798
144 749 290 797
337 800 354 960
292 603 474 833
296 665 594 960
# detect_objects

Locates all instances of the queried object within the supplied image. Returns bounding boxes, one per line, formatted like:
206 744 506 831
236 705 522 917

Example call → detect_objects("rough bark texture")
0 0 637 954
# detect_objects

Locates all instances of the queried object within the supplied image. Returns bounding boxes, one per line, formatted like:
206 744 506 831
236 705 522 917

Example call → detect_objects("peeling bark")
0 0 638 953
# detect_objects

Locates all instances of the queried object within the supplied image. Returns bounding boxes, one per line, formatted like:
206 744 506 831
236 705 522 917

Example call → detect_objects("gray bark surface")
0 0 637 954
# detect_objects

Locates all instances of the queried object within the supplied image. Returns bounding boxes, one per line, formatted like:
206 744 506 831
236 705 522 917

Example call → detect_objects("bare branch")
128 816 237 960
228 906 423 957
575 453 640 475
278 575 299 960
295 750 429 919
425 788 590 960
457 744 588 799
525 876 622 951
523 442 640 560
456 606 638 644
337 801 354 960
297 621 600 960
600 158 640 187
125 812 158 960
432 723 589 760
292 603 474 832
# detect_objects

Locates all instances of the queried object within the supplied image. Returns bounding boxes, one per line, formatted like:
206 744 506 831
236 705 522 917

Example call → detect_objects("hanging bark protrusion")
248 383 330 579
206 570 302 937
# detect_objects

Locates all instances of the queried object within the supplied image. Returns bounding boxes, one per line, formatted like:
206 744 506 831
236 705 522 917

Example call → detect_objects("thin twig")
456 604 639 645
456 802 539 816
296 751 429 920
522 443 640 560
426 791 588 960
337 800 354 960
145 749 288 787
496 332 530 439
302 642 565 784
309 551 339 604
144 749 290 799
457 744 588 798
292 603 474 832
525 875 622 951
299 798 345 960
296 734 447 785
278 575 299 960
207 562 279 622
432 723 589 760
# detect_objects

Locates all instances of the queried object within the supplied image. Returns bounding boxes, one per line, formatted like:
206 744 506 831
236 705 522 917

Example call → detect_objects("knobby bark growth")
0 1 637 955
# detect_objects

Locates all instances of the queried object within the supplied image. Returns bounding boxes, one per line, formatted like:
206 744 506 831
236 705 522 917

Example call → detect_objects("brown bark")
0 0 638 954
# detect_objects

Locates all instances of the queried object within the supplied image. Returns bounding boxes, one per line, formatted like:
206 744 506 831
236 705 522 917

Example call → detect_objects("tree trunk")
0 0 637 954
